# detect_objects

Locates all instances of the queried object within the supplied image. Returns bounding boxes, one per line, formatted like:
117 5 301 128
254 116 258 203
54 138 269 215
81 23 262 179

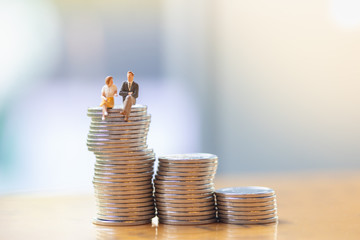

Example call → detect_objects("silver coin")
218 208 277 216
158 162 218 168
88 109 147 116
88 108 147 115
94 184 153 191
93 180 152 186
88 111 147 118
95 162 155 169
153 179 213 185
216 199 276 207
158 218 217 225
155 201 215 208
96 192 153 200
95 148 153 156
89 129 148 135
93 176 152 183
88 131 148 137
94 171 153 177
157 166 217 173
87 137 147 143
156 205 216 212
95 152 155 159
157 209 216 217
158 213 216 221
88 142 148 148
91 120 151 128
158 153 218 163
89 142 148 148
93 218 152 226
91 115 151 122
97 214 155 221
90 122 150 128
219 216 278 225
88 113 148 119
97 201 154 208
94 167 154 173
155 188 214 194
155 174 215 181
87 140 147 146
93 178 153 184
91 119 150 126
95 154 155 161
156 170 216 177
216 195 276 203
88 104 147 112
89 131 148 137
97 209 155 216
216 204 276 212
94 171 153 178
155 192 214 199
96 196 154 204
91 148 151 155
89 146 148 152
216 186 275 198
90 125 150 131
98 205 155 213
155 195 214 204
219 212 277 220
154 182 215 190
86 142 147 148
97 209 155 217
95 163 154 170
95 189 153 196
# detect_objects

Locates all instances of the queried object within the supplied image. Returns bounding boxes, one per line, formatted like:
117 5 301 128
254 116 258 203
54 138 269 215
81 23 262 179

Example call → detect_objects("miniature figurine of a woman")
100 76 118 120
119 71 139 121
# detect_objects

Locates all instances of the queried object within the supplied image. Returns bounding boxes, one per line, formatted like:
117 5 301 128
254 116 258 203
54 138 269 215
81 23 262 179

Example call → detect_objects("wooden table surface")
1 171 359 240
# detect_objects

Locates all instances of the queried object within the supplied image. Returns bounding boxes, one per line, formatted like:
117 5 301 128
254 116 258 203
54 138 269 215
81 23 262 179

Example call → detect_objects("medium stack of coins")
215 186 278 225
154 153 218 225
87 105 155 226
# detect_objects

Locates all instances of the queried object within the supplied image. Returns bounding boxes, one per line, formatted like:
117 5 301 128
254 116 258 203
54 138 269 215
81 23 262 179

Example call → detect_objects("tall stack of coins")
215 186 278 225
87 105 155 226
154 153 218 225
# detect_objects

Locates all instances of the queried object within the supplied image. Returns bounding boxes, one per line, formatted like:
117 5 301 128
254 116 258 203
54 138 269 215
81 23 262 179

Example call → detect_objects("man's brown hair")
128 71 134 76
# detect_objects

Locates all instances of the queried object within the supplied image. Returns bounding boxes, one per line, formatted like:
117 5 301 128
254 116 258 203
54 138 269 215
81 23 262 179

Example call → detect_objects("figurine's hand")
114 94 118 97
128 92 133 95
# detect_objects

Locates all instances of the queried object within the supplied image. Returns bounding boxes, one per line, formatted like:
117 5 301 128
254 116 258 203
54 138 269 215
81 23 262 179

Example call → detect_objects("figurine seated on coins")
119 71 139 121
100 76 118 121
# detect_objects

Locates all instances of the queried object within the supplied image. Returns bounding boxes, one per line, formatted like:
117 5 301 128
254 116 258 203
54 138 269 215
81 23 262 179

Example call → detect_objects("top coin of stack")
87 105 156 226
215 186 278 225
154 153 218 225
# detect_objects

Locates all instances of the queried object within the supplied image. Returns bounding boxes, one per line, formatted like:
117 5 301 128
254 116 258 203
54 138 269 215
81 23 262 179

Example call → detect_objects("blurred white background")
0 0 359 194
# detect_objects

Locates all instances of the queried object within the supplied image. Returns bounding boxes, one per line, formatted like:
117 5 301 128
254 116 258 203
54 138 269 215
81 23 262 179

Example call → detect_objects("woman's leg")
102 105 108 120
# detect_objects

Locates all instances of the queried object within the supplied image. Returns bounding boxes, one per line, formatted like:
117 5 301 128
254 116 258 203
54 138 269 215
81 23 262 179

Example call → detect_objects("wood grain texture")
1 171 359 240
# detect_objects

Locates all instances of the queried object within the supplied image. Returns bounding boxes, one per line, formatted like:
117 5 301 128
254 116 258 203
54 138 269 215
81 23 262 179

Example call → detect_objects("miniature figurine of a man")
119 71 139 121
100 76 118 121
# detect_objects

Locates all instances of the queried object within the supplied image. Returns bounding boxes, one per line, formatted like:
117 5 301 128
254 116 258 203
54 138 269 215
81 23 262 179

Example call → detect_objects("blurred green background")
0 0 359 194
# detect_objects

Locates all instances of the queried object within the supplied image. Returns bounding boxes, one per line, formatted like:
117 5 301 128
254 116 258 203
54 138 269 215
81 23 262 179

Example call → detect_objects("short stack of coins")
215 186 278 225
154 153 218 225
87 105 155 226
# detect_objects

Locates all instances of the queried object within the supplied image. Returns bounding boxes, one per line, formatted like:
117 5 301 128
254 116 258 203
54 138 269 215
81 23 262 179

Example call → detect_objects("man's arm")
119 82 128 97
132 83 139 99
